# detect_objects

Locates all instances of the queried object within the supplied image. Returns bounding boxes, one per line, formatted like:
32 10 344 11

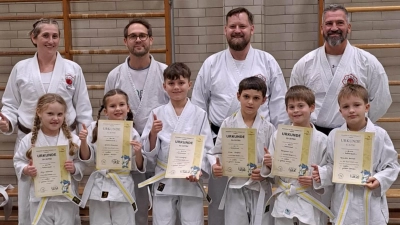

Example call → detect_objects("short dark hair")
338 84 368 105
226 7 253 25
124 18 153 38
285 85 315 107
322 4 349 23
238 76 267 97
163 62 191 81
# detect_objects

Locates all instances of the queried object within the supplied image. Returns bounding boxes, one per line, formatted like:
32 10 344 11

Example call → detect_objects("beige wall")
0 0 399 194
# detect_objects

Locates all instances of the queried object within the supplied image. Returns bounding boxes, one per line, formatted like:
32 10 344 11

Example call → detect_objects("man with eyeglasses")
104 18 168 225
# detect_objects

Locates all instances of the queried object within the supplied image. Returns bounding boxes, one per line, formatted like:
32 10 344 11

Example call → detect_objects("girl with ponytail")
79 89 145 225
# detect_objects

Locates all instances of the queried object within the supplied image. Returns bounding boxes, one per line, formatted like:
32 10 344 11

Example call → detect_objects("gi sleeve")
267 58 290 127
191 60 211 113
1 65 22 134
72 67 93 127
372 130 400 197
366 56 392 123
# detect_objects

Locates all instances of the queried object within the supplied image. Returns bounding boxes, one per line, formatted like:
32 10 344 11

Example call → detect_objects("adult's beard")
227 36 250 51
324 30 347 47
129 45 150 57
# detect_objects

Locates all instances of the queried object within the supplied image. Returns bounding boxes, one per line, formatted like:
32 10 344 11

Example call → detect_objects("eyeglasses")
127 33 149 41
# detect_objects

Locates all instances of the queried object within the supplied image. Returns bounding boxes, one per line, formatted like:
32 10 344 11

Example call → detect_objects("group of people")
0 3 398 225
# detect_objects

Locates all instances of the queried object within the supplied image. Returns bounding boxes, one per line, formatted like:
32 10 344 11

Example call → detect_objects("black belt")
17 120 78 135
210 123 220 135
314 125 334 136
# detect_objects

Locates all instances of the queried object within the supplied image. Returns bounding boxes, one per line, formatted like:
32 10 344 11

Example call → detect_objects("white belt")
80 169 138 212
265 179 334 221
0 185 14 220
138 159 212 204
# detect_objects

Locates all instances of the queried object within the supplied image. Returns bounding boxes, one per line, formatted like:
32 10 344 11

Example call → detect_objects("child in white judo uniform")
263 85 332 225
79 89 146 225
313 84 400 225
13 93 86 225
140 62 213 225
210 76 275 225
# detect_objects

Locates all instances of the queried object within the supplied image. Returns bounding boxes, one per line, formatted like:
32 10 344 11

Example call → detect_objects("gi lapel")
30 53 46 97
224 47 255 116
136 56 160 117
316 43 354 125
171 99 195 134
47 53 65 94
122 57 141 111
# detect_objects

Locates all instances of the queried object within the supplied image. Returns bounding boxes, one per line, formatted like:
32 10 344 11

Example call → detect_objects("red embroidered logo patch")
65 74 74 88
342 74 358 85
254 74 266 82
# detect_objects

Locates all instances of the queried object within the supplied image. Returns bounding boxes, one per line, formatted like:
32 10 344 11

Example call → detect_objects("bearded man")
290 4 391 135
191 7 289 225
104 18 168 225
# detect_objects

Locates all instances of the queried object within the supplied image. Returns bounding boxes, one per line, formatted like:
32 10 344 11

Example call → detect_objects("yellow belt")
79 169 137 211
265 179 335 221
335 185 371 225
138 159 212 204
32 189 81 225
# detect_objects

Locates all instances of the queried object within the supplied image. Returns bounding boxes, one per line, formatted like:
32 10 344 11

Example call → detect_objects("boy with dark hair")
313 84 399 225
210 76 275 225
140 62 213 225
263 85 333 225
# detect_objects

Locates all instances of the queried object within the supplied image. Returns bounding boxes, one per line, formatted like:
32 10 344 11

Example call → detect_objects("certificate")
165 133 205 179
221 128 257 178
32 145 71 198
332 131 374 185
271 124 312 178
96 120 133 170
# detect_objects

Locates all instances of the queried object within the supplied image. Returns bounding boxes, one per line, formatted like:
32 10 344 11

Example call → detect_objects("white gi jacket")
141 99 213 198
105 56 169 135
318 118 400 224
13 130 84 203
262 125 328 225
1 52 92 141
192 46 289 130
290 42 392 128
81 121 147 203
208 110 276 224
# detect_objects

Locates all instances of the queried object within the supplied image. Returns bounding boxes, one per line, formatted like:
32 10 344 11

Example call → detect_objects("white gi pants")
29 201 78 225
153 195 203 225
224 187 273 225
89 200 135 225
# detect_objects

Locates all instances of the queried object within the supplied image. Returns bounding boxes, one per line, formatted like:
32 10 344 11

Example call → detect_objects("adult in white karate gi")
0 18 92 225
191 7 289 225
104 18 169 225
290 4 392 135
